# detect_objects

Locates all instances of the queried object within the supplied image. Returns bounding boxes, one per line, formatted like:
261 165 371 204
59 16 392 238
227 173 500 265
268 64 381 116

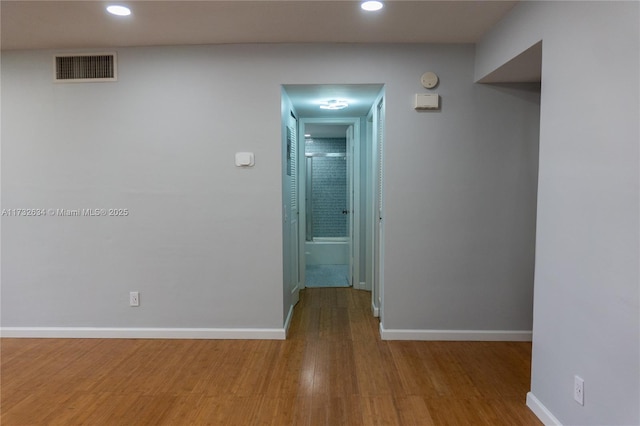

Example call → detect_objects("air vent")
54 53 117 82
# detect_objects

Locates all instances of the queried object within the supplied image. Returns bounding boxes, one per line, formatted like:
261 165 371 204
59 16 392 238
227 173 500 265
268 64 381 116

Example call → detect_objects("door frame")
298 117 361 290
367 92 385 318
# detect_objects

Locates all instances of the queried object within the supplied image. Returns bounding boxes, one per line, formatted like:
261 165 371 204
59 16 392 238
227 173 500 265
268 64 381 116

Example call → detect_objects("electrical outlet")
574 375 584 406
129 291 139 307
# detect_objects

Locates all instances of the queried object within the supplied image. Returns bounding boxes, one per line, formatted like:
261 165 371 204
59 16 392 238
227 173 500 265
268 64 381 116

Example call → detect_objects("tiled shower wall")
305 138 347 238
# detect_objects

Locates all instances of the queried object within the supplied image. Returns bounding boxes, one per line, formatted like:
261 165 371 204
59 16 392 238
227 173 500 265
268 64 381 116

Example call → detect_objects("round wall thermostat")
421 72 439 89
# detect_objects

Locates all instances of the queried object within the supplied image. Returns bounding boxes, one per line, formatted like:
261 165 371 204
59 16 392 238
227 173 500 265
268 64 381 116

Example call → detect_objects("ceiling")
285 84 383 118
0 1 518 51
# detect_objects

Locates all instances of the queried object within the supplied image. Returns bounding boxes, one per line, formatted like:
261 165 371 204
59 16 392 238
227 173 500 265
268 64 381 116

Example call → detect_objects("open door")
288 112 300 305
346 125 355 286
373 98 384 316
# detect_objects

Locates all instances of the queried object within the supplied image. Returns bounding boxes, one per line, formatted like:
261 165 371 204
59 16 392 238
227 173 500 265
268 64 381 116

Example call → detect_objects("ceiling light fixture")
361 1 384 12
106 5 131 16
319 100 349 110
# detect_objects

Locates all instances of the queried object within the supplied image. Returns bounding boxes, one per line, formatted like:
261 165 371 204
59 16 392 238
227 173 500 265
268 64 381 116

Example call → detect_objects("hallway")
286 288 541 424
1 288 541 425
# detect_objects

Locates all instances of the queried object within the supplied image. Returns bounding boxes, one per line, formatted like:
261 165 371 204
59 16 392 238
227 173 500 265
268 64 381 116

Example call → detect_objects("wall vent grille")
54 53 117 82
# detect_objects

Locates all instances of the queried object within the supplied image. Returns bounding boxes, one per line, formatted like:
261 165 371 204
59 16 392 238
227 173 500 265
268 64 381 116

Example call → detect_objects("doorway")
301 120 357 288
281 84 385 319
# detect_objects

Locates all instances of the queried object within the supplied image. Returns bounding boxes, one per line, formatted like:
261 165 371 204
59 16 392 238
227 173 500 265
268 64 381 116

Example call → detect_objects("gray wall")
476 2 639 425
2 44 539 337
382 58 540 331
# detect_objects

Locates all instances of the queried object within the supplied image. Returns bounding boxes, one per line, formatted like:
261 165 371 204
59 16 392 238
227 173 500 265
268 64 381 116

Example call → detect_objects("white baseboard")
379 324 532 341
357 281 368 290
371 301 379 317
526 392 562 425
0 327 286 340
284 304 295 337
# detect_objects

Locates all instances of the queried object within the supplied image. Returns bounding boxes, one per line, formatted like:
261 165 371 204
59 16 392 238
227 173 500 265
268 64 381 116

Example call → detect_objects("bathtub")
305 237 349 265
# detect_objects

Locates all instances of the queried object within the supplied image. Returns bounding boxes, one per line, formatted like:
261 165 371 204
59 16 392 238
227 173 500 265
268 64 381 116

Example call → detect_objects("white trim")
351 121 361 289
372 93 385 333
526 392 562 426
0 327 286 340
371 300 380 317
379 324 532 341
284 304 295 337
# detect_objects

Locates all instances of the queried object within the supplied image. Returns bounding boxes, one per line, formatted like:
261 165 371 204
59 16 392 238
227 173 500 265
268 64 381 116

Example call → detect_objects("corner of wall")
473 1 542 82
526 392 563 426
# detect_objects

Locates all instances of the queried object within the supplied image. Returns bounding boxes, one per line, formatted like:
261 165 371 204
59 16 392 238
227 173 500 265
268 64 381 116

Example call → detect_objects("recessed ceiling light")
319 100 349 110
361 1 383 12
106 5 131 16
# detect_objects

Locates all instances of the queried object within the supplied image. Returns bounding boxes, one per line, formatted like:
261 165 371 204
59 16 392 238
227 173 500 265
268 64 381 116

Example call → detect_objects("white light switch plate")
235 152 255 167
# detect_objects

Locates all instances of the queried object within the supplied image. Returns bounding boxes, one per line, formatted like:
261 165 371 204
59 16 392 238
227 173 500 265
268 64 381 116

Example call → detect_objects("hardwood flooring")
1 288 541 425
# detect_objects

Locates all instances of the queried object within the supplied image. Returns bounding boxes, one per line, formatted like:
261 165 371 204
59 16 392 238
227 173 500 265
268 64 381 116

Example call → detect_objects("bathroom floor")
305 264 350 288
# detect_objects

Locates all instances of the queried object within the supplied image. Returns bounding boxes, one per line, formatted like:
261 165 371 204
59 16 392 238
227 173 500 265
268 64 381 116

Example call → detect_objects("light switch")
235 152 255 167
414 93 439 110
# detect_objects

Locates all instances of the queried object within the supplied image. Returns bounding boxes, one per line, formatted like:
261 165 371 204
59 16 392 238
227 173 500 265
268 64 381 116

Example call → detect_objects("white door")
346 125 355 287
373 99 384 315
288 113 300 305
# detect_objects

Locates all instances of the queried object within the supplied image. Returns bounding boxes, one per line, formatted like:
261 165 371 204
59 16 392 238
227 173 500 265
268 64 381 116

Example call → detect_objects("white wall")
476 2 639 425
2 44 539 338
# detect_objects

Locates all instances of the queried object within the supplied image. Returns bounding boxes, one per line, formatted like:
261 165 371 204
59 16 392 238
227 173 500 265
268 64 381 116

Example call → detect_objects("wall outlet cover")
574 375 584 406
129 291 140 307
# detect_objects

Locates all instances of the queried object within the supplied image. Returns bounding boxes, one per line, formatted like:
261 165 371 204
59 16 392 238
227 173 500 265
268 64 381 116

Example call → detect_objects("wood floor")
1 288 541 425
